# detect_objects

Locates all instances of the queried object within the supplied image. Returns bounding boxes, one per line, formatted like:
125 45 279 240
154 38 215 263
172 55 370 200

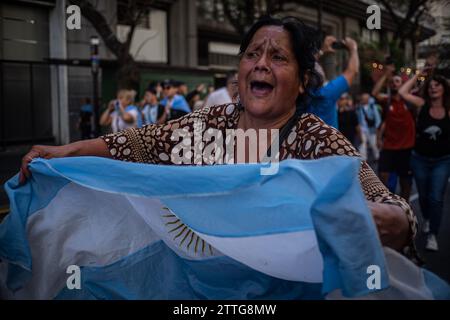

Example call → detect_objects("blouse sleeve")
100 104 235 164
102 113 195 164
101 122 163 164
301 114 418 246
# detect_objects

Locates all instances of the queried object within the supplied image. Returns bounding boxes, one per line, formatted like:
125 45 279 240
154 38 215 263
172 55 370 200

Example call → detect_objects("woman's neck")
239 108 296 131
430 97 444 109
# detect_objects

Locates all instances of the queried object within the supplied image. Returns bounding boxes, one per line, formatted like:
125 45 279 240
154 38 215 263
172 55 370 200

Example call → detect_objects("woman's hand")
321 35 337 54
418 65 434 78
367 201 411 251
107 100 116 113
19 139 111 184
20 145 72 184
342 37 358 53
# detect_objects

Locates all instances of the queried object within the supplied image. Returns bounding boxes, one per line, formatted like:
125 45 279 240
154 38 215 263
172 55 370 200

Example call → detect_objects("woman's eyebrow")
268 39 290 55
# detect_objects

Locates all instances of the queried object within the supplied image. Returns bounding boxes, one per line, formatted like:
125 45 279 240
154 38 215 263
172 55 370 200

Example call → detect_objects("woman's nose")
254 53 270 73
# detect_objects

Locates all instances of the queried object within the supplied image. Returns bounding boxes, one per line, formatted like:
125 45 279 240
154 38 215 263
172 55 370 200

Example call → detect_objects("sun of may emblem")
161 206 214 256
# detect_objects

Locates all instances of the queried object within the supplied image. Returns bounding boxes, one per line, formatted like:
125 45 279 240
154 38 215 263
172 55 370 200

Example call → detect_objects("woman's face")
238 25 301 119
428 80 444 100
389 76 402 92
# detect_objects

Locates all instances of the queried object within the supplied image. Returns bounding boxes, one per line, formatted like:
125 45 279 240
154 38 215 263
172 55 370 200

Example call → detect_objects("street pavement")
1 146 449 284
412 186 450 283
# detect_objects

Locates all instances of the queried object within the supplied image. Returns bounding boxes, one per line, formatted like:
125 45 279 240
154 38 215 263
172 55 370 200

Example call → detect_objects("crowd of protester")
335 55 449 253
81 71 238 135
78 33 449 253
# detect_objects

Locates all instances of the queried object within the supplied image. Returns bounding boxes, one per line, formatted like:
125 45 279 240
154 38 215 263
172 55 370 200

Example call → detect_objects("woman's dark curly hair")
238 15 323 114
422 75 450 113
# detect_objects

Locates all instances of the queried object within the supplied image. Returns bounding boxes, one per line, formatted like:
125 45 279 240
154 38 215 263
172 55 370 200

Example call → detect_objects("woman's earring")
236 95 244 110
298 85 304 95
299 73 310 95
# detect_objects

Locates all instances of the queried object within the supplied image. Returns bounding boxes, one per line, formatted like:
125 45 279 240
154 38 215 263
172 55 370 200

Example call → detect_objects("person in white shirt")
100 89 140 133
203 70 238 108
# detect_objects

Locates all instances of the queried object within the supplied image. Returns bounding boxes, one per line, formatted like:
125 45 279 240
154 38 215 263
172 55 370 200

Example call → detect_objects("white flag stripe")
198 230 323 282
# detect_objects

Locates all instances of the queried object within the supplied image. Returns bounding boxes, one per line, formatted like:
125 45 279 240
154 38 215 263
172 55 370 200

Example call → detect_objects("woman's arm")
372 65 394 102
342 37 359 87
359 162 414 250
398 73 426 109
20 138 111 184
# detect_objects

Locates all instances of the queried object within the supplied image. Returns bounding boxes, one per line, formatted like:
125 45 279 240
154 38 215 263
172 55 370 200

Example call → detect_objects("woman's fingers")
20 154 32 181
19 160 31 185
19 147 42 184
19 169 26 185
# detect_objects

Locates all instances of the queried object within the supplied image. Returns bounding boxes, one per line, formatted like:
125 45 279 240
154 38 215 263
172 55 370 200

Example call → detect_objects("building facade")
0 0 435 145
418 1 450 75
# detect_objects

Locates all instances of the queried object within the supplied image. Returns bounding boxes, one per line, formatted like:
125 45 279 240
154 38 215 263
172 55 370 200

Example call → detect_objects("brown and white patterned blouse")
101 103 418 252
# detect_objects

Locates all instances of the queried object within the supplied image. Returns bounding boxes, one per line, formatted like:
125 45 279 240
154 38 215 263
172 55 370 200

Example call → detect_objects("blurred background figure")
188 90 202 111
372 62 415 200
204 70 238 107
100 89 140 133
357 93 381 162
308 35 360 129
141 85 163 125
207 85 215 95
185 83 206 111
78 98 93 140
160 79 191 120
399 66 450 252
155 82 163 100
176 81 189 96
337 93 361 147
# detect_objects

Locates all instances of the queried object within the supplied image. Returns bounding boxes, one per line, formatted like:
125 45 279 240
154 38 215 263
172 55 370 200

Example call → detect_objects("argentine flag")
0 156 448 300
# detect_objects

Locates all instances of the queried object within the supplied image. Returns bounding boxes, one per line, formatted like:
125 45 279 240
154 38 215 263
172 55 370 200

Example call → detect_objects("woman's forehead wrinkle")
249 37 268 50
268 38 288 54
249 37 287 54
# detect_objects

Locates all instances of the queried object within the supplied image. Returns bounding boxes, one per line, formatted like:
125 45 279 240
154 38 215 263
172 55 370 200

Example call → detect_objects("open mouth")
250 80 274 97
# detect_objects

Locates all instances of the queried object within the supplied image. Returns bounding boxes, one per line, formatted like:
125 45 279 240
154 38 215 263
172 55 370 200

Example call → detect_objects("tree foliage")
69 0 156 90
378 0 437 58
